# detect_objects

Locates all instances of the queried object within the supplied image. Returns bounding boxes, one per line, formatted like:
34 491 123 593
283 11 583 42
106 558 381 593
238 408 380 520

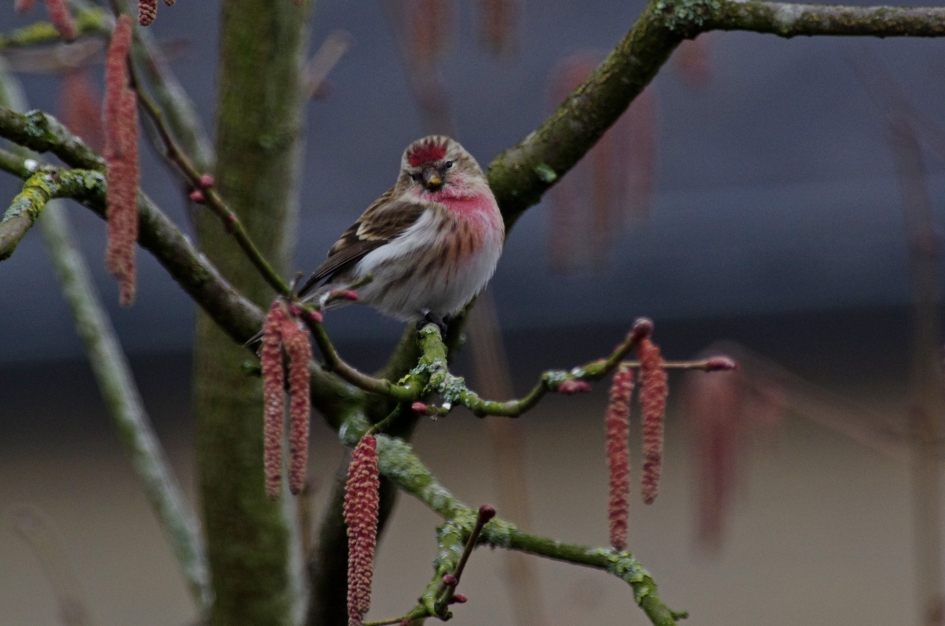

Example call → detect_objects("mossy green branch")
0 167 104 260
0 107 104 170
372 434 686 626
0 8 109 50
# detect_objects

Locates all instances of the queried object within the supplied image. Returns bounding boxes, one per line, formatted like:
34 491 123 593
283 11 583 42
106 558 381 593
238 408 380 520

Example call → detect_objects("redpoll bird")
297 135 504 329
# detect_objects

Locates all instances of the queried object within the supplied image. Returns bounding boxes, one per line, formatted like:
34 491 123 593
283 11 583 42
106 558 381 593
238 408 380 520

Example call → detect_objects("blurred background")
2 0 945 624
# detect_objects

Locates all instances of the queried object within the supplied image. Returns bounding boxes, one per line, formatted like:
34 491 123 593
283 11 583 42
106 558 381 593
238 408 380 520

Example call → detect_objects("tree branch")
0 166 105 260
0 140 358 411
486 0 945 230
131 77 292 296
708 1 945 38
371 434 686 626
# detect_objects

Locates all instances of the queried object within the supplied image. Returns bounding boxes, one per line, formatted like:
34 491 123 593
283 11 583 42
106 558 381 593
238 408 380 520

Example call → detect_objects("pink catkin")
407 0 454 64
547 54 658 273
613 86 658 227
673 34 712 89
345 435 380 626
103 16 139 306
282 318 312 496
683 367 743 550
478 0 517 55
44 0 76 41
547 53 597 274
138 0 157 25
59 70 105 153
638 338 668 505
606 363 634 551
261 303 287 500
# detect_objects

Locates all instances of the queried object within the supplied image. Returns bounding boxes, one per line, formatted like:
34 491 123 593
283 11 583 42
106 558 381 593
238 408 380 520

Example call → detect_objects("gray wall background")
2 0 944 362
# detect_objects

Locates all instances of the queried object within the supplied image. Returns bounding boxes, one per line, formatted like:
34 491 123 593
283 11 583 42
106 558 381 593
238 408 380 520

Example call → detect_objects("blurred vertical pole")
890 118 945 626
194 0 312 624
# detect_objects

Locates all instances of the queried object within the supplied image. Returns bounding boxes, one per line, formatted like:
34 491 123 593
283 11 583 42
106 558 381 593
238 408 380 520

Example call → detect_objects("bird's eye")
411 173 422 182
444 161 453 169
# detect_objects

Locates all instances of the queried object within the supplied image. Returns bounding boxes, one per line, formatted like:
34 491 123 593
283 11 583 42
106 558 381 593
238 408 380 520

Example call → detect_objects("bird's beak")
422 170 443 190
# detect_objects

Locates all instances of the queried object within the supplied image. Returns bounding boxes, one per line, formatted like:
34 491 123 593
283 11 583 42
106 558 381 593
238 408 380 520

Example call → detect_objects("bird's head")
399 135 485 196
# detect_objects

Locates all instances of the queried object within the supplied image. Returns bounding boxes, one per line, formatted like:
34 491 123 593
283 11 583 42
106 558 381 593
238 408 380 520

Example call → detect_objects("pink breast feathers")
407 142 446 167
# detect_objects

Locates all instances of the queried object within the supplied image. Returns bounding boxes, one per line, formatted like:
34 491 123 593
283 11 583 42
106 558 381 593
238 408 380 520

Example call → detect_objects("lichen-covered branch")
38 201 212 613
707 1 945 38
0 143 357 411
0 107 105 170
370 434 686 626
0 166 105 260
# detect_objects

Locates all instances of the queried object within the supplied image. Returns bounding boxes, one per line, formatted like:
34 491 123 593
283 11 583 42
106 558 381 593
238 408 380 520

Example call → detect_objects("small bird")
296 135 504 330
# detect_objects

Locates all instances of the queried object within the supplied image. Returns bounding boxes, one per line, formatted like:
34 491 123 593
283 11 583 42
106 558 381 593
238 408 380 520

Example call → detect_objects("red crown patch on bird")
407 141 447 167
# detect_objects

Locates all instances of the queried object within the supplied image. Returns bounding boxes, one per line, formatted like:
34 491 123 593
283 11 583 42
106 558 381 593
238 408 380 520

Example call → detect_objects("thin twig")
130 73 292 296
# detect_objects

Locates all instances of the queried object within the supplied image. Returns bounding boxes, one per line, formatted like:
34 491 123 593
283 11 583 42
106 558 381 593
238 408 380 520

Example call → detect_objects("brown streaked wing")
296 195 426 297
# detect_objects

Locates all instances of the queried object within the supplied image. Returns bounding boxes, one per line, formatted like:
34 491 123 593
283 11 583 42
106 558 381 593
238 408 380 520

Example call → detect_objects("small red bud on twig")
606 363 634 551
189 190 205 204
451 593 467 604
339 289 359 301
198 174 215 189
309 310 323 324
411 401 429 415
630 317 654 341
15 0 36 13
706 356 737 371
478 504 496 522
557 380 590 395
442 574 457 586
638 337 667 505
345 435 380 626
261 302 288 500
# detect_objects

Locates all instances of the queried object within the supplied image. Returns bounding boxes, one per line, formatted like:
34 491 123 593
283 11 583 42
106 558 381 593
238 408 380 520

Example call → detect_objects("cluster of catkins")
260 302 314 500
605 335 668 551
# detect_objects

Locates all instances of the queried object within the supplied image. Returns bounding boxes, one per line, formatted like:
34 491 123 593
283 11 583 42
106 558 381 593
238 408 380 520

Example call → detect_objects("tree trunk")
194 1 311 624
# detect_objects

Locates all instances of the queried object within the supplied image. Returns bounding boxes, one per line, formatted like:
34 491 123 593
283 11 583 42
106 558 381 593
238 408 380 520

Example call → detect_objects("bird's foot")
417 311 449 337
